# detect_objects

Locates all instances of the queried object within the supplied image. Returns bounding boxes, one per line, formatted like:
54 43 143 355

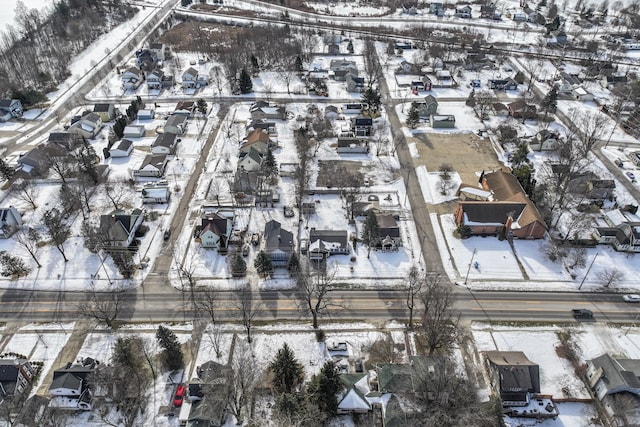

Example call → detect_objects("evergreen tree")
0 158 15 181
254 251 273 276
386 41 395 56
239 68 253 94
231 254 247 276
287 252 299 273
308 360 340 416
0 252 30 277
406 102 420 128
510 142 530 167
261 147 278 182
76 141 99 184
541 85 558 119
269 343 304 394
294 56 304 72
156 325 184 371
196 98 208 115
347 40 354 54
250 55 259 73
361 87 381 115
361 210 380 258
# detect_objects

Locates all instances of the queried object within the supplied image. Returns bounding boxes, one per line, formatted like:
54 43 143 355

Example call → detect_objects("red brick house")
454 170 547 239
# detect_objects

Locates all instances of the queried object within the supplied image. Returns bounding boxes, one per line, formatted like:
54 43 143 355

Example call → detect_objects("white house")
238 148 263 172
182 67 198 88
134 154 168 178
198 211 234 249
0 99 23 122
123 125 145 138
141 186 171 204
0 206 23 239
164 114 187 135
109 139 134 158
137 109 155 120
121 66 143 90
147 69 165 90
151 133 178 155
572 86 594 102
68 113 103 139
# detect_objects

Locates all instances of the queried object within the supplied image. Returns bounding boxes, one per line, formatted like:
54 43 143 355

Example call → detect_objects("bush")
315 329 326 342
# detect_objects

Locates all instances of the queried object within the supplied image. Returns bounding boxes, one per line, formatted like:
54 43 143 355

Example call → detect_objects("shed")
123 125 146 138
430 114 456 128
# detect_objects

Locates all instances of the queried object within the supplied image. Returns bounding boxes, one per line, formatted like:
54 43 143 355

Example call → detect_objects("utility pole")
464 248 477 285
579 252 598 290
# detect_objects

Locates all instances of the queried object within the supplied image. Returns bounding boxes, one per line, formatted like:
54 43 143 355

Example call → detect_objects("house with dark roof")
352 117 373 137
109 138 134 158
508 100 537 120
485 351 540 405
375 213 401 250
48 358 97 411
246 119 276 135
0 99 23 122
92 103 116 122
587 353 640 424
68 112 103 139
174 101 196 117
0 359 36 399
594 222 640 253
151 133 178 155
238 147 263 172
182 67 199 88
121 66 143 90
337 136 368 154
147 69 165 90
454 169 547 239
308 229 350 262
264 220 294 267
134 154 168 178
16 144 66 177
489 78 518 91
99 209 144 247
165 114 188 135
0 207 23 239
47 132 83 151
198 211 233 250
184 361 230 426
249 101 287 120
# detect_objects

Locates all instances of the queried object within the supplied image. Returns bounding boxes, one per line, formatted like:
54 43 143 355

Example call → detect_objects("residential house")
507 100 537 120
529 129 560 151
345 74 365 93
435 69 454 87
0 358 37 399
454 169 547 239
164 114 188 135
149 42 166 61
16 144 66 177
343 104 364 114
137 109 155 120
0 99 23 122
594 222 640 253
240 128 272 155
455 5 472 18
397 60 420 75
337 373 371 415
430 114 456 128
416 94 438 119
174 101 196 117
109 139 134 158
182 67 199 88
48 358 98 411
197 211 233 250
264 220 294 267
68 112 103 139
146 69 165 90
308 229 350 262
134 154 168 178
325 105 340 120
123 125 146 138
151 133 178 155
557 72 582 94
485 351 540 406
185 361 231 426
572 86 594 102
375 212 401 250
480 4 496 18
238 147 263 172
92 103 116 122
0 207 22 239
429 2 444 16
99 209 144 247
246 119 277 135
249 101 287 120
337 136 368 154
352 117 373 137
121 66 143 90
135 48 157 71
330 60 358 81
513 11 528 22
587 353 640 423
489 78 518 90
141 186 171 204
47 132 83 151
323 34 342 55
493 102 510 117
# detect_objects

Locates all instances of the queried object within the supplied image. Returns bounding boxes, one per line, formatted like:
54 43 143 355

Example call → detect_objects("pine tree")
287 252 299 273
196 98 208 115
361 87 381 115
361 210 380 258
156 325 184 371
250 55 259 73
294 56 304 72
308 360 340 416
231 254 247 276
541 85 558 120
254 251 273 276
0 158 15 181
269 343 304 394
406 102 420 129
0 252 30 277
239 68 253 94
347 40 354 54
261 147 278 182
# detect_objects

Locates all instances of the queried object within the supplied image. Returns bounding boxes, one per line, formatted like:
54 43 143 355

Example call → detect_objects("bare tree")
419 273 460 355
406 267 423 329
203 324 225 359
278 65 298 95
194 287 219 325
14 227 42 268
209 66 226 95
104 181 129 211
438 163 454 195
373 120 390 156
368 333 401 364
80 284 128 328
228 342 264 424
296 264 341 329
566 108 610 157
12 179 39 210
49 155 76 183
235 286 261 343
596 268 624 288
41 208 70 262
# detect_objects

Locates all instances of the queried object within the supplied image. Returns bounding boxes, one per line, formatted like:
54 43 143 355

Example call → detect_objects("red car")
173 384 186 407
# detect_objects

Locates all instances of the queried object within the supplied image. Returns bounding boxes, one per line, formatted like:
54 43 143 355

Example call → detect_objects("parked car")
251 233 260 246
623 294 640 303
615 159 624 167
242 244 250 257
572 309 594 319
625 171 636 182
163 229 171 240
173 384 186 407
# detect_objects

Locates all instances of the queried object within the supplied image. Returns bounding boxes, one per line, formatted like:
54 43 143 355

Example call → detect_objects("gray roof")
591 354 640 395
264 220 294 254
114 138 133 151
486 351 540 394
309 229 348 247
50 372 82 391
459 201 527 224
153 132 177 148
166 114 187 128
